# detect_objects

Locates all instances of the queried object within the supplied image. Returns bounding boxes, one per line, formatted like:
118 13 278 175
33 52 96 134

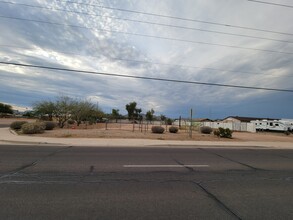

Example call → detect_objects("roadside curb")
0 139 66 146
9 128 18 135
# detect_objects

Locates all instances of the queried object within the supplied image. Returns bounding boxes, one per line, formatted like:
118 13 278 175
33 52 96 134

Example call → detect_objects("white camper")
281 119 293 131
251 120 290 132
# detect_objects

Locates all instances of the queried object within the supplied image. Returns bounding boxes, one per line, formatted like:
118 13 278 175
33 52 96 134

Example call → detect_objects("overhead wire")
58 0 293 36
0 1 292 44
1 61 293 93
247 0 293 8
1 44 292 78
0 15 292 55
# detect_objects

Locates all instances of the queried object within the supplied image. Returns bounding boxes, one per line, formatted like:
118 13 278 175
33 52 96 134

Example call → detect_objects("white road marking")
123 165 209 168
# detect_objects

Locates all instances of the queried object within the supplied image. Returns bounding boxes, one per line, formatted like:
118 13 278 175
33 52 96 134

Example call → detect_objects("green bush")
214 127 233 138
169 126 179 133
21 122 45 134
151 126 165 134
43 121 56 130
10 121 28 130
200 126 213 134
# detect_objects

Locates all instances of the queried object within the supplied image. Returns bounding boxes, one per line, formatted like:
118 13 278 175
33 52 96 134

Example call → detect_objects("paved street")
0 145 293 220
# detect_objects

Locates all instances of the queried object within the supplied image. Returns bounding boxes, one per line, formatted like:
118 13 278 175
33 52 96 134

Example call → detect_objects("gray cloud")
0 0 292 118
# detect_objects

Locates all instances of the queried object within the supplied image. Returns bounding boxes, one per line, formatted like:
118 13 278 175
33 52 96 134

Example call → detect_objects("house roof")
223 116 279 122
175 118 213 122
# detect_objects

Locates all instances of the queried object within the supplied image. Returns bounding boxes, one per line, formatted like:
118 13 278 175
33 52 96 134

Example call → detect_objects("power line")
59 0 293 36
247 0 293 8
1 44 292 78
1 61 292 92
1 1 292 44
1 15 292 55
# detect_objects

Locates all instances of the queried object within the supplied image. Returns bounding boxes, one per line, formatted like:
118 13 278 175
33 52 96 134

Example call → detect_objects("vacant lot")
2 118 293 142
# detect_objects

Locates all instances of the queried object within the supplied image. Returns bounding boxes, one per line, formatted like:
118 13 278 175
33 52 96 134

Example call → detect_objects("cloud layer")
0 0 293 118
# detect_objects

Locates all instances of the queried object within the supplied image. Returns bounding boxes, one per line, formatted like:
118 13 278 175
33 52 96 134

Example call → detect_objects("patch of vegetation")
284 131 291 136
151 126 165 134
169 126 179 133
200 126 213 134
42 121 56 130
61 133 72 138
21 122 45 134
10 121 28 130
214 127 233 138
67 119 75 125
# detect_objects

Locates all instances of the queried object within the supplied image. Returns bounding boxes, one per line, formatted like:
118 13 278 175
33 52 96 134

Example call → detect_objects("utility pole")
189 109 193 138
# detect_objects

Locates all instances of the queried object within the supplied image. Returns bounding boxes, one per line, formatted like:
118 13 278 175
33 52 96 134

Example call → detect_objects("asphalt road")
0 145 293 220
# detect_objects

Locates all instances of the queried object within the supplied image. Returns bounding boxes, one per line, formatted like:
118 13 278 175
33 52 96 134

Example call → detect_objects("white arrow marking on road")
123 165 209 168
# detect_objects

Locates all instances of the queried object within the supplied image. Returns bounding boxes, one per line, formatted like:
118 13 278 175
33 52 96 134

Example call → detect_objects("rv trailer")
251 120 290 132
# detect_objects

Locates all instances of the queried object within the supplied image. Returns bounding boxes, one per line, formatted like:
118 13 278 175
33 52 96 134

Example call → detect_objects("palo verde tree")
125 101 141 121
34 96 104 128
70 100 100 126
33 100 56 121
0 102 13 114
51 96 74 128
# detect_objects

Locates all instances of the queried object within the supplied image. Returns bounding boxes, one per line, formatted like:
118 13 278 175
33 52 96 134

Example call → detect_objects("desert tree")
34 96 74 128
71 100 98 126
111 109 120 123
33 96 104 128
146 108 155 123
125 101 141 121
33 100 56 121
0 103 13 114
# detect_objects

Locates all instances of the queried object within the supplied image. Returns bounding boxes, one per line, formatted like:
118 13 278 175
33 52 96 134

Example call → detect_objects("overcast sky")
0 0 293 119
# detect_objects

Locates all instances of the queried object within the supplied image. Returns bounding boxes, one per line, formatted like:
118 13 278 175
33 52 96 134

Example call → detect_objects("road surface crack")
192 181 242 220
172 156 242 219
172 158 195 172
0 146 73 179
198 148 264 171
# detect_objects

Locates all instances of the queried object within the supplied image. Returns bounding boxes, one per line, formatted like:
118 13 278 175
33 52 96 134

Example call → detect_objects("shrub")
169 126 179 133
10 121 28 130
43 121 56 130
214 127 233 138
200 126 213 134
21 122 45 134
67 119 75 125
151 126 165 134
284 131 290 136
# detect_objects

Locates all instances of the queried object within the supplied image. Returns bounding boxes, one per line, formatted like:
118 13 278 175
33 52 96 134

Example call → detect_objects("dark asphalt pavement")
0 145 293 220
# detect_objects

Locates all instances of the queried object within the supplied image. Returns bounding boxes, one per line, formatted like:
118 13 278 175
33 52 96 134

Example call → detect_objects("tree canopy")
146 109 155 122
111 109 120 122
33 96 104 127
125 101 141 121
0 103 13 114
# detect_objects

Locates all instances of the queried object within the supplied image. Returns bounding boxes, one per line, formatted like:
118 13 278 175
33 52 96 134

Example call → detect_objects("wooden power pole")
189 108 193 138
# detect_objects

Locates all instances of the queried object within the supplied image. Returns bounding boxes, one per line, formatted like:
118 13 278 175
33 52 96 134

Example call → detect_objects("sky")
0 0 293 119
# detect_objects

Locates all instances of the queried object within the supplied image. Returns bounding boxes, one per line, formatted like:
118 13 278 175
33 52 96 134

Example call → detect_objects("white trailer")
251 120 290 132
281 119 293 131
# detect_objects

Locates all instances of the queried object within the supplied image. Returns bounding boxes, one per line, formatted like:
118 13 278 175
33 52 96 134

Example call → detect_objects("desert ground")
2 118 293 142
